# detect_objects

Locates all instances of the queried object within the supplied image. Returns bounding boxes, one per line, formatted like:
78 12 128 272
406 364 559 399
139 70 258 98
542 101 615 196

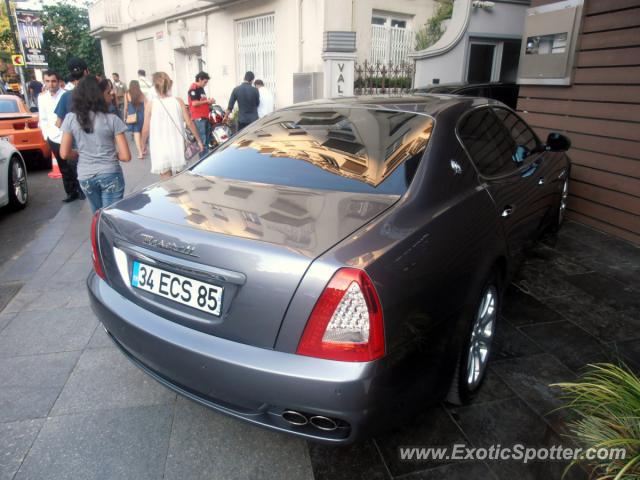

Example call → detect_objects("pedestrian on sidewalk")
59 75 131 213
53 57 89 202
124 80 147 159
137 69 156 101
140 72 202 180
112 73 126 118
188 71 214 158
254 79 274 118
223 71 259 132
99 78 118 114
38 70 69 201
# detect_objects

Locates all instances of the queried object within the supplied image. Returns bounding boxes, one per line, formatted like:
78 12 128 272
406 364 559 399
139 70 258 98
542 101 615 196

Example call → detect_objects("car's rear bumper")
87 271 385 444
0 130 48 156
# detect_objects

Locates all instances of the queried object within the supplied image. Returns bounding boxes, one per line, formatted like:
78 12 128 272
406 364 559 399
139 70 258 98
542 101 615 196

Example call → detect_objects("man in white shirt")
39 69 81 202
254 79 274 118
138 69 156 100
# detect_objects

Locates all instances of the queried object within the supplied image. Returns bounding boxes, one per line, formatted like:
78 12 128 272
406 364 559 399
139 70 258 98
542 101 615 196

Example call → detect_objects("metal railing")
354 61 414 96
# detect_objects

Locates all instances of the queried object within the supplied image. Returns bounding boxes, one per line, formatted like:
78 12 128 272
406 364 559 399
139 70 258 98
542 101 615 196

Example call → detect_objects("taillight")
27 121 39 129
296 268 384 362
12 122 25 130
91 209 106 280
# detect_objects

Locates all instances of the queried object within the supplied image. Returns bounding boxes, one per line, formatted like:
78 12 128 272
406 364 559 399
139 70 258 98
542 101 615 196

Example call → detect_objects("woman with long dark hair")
98 78 118 114
60 75 131 213
124 80 146 159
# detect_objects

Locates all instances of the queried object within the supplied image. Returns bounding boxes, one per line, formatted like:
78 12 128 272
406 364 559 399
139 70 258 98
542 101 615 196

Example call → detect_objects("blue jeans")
79 172 125 213
194 118 210 158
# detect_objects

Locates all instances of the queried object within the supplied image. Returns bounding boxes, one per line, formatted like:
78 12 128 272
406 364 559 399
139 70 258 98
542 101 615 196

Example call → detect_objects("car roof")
283 94 494 118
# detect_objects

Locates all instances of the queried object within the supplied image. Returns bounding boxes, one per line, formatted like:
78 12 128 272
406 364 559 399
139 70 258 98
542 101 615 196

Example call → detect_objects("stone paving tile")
374 405 467 477
471 366 517 405
491 353 577 437
0 312 16 335
519 320 612 373
1 291 39 314
51 347 175 416
14 405 173 480
0 418 45 480
564 271 640 315
492 317 542 360
0 352 79 423
513 262 585 299
561 221 640 265
400 461 497 480
309 440 389 480
0 307 97 358
453 397 586 480
502 284 564 327
609 340 640 374
163 396 313 480
0 282 22 313
546 294 640 343
86 323 114 349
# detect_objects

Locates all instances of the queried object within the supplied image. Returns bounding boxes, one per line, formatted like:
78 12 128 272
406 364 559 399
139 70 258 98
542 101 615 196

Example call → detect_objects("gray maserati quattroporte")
88 95 571 444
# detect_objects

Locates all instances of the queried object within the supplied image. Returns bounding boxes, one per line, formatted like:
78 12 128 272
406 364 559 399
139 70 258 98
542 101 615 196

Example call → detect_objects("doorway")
466 39 522 83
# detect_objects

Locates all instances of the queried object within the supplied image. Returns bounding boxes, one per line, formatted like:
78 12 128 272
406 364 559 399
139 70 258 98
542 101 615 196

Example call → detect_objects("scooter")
208 104 232 150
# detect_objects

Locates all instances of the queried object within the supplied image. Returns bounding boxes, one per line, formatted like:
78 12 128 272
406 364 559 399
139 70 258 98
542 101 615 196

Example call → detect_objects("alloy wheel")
558 178 569 225
12 159 28 205
467 285 497 390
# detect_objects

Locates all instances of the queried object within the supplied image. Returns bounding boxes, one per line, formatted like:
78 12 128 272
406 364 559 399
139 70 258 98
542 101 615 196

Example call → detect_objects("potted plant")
553 363 640 479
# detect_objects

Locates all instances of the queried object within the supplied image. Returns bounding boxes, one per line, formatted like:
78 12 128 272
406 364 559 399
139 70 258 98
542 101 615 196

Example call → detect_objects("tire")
7 155 28 210
446 270 501 405
548 176 569 234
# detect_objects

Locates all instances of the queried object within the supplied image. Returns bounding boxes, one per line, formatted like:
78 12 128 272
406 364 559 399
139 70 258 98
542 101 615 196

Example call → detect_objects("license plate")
131 261 223 316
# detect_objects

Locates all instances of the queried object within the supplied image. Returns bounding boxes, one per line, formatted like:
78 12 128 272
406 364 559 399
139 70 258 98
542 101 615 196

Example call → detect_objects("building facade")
89 0 434 108
412 0 532 87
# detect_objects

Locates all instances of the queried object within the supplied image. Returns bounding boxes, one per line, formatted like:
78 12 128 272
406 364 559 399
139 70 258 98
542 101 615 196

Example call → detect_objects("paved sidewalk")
0 147 638 479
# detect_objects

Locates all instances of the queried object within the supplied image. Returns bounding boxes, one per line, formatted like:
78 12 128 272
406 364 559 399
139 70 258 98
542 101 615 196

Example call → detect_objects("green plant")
553 364 640 480
415 0 454 51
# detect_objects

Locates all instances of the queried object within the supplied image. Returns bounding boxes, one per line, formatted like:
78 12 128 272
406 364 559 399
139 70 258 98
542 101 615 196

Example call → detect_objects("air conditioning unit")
293 72 324 103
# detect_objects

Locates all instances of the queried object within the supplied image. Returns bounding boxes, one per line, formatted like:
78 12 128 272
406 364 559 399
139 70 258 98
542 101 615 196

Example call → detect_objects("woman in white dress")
140 71 202 179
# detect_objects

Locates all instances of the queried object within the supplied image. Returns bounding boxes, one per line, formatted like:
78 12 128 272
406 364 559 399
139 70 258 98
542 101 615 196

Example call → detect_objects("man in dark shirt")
188 71 214 158
224 71 259 131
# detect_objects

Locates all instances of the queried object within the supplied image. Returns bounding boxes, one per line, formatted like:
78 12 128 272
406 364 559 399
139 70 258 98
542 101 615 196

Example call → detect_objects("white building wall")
414 40 466 86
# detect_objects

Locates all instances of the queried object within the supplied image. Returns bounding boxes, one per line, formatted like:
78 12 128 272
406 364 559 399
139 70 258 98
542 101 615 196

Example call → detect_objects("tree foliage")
415 0 454 51
41 3 104 77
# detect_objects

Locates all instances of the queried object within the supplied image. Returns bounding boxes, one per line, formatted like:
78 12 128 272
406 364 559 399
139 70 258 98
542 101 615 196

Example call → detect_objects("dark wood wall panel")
520 85 640 103
519 98 640 122
577 47 640 67
523 0 640 245
580 27 640 49
571 181 640 215
582 7 640 31
586 0 640 15
569 150 640 178
522 112 640 141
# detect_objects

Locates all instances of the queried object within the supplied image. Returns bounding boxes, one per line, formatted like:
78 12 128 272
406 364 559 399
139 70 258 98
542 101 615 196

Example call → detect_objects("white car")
0 137 28 210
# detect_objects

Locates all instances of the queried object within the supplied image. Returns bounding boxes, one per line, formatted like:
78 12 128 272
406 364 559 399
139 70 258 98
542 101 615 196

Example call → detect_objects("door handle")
538 177 545 185
501 206 514 217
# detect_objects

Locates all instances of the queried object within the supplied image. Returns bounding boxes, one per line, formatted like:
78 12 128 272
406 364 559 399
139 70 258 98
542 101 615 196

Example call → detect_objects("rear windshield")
191 107 433 195
0 100 19 113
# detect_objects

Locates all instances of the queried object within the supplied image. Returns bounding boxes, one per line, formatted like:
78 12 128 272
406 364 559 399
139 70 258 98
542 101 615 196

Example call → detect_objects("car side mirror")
545 132 571 152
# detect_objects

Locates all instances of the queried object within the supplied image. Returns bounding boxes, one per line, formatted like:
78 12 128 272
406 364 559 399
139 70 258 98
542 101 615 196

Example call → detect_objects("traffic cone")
48 152 62 179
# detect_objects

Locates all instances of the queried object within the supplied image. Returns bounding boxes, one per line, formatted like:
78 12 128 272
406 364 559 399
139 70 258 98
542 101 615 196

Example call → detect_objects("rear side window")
456 107 519 177
192 108 434 196
0 100 19 113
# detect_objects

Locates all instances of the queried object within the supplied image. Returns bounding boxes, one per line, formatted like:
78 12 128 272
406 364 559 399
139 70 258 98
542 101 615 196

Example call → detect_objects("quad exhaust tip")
282 410 308 426
281 411 339 432
309 415 338 431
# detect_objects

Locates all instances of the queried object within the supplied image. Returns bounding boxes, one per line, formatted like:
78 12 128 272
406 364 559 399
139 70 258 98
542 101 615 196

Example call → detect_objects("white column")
322 52 356 98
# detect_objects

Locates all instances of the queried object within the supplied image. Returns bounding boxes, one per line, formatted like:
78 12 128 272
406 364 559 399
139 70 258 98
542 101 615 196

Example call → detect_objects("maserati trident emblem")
140 234 198 257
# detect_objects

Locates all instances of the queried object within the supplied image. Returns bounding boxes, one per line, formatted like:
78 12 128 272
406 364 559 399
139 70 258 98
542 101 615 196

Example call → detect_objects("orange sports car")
0 94 50 161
